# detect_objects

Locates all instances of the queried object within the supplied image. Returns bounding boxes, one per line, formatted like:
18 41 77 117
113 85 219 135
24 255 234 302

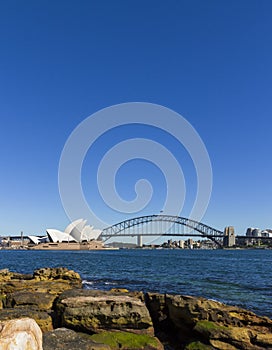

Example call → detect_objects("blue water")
0 249 271 318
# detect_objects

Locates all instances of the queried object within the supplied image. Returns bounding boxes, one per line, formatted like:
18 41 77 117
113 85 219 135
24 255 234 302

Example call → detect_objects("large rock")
0 308 53 332
0 269 32 282
0 279 80 296
194 320 256 350
56 289 153 334
0 267 82 298
146 292 272 349
0 267 82 333
43 328 110 350
6 291 56 310
0 267 81 284
0 317 42 350
33 267 81 284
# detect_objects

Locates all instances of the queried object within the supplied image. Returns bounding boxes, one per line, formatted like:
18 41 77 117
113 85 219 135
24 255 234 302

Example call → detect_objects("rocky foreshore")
0 268 271 350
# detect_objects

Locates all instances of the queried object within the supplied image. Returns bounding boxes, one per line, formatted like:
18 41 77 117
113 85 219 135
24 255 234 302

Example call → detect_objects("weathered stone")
0 269 82 334
0 268 82 302
166 294 223 328
43 327 110 350
193 320 257 349
0 317 42 350
146 293 272 350
6 291 56 310
0 269 14 282
209 339 238 350
184 341 213 349
0 279 80 295
166 294 272 348
33 267 81 285
0 307 53 332
0 269 33 282
56 289 153 334
90 330 164 350
110 288 129 293
255 333 272 348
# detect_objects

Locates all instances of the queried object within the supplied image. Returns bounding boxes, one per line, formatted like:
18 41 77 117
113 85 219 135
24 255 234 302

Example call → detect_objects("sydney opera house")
29 219 104 250
46 219 102 243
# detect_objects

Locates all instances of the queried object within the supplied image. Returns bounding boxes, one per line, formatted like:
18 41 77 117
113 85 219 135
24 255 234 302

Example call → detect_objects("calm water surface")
0 249 271 318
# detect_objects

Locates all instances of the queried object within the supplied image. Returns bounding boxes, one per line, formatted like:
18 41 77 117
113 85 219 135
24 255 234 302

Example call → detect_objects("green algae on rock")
90 331 163 350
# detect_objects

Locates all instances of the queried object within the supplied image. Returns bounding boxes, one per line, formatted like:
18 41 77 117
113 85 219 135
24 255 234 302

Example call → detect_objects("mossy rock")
43 328 110 350
185 341 213 350
90 331 163 350
194 320 227 337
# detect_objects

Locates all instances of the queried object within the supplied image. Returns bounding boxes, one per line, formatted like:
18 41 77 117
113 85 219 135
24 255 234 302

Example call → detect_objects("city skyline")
1 1 271 236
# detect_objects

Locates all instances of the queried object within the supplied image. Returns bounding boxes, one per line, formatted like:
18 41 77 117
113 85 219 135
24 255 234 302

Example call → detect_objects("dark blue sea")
0 249 271 318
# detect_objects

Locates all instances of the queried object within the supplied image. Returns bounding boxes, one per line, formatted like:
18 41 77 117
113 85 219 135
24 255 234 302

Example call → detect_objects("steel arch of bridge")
100 215 224 245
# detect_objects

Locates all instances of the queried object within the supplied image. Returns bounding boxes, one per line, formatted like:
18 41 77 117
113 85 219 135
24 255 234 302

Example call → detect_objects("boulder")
0 269 34 282
0 267 82 332
0 268 82 305
146 293 272 349
56 289 153 334
33 267 81 285
6 291 56 310
0 269 15 282
0 279 81 296
193 320 258 350
43 327 110 350
0 308 53 332
0 317 42 350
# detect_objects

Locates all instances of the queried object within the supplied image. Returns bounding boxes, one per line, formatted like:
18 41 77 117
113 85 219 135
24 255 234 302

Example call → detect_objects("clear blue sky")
0 0 271 235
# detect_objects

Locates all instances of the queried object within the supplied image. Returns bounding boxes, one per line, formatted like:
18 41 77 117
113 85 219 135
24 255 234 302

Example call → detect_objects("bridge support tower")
223 226 236 247
137 235 143 247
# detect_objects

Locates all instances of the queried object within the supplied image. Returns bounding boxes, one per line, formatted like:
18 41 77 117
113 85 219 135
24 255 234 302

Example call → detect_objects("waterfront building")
246 228 254 237
252 228 262 237
178 240 185 249
261 230 272 238
46 219 102 243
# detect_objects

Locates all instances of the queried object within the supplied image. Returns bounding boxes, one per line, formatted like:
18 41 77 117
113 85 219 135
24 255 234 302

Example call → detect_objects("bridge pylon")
137 235 143 247
223 226 236 247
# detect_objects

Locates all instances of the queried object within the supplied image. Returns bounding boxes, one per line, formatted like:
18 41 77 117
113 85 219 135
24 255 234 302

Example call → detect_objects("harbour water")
0 249 271 318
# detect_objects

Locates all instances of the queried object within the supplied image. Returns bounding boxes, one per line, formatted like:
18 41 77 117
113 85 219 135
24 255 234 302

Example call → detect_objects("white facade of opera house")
46 219 102 243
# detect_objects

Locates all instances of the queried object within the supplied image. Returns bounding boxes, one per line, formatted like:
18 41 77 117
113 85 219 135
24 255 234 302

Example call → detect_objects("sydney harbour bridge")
99 214 235 247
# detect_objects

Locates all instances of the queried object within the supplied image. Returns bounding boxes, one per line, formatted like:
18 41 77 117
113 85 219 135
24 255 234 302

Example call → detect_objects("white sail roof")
46 220 102 243
46 229 77 243
64 219 85 234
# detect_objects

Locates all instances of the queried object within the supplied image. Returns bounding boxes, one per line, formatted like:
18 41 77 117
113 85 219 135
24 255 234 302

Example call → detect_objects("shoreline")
0 267 271 349
1 244 272 251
